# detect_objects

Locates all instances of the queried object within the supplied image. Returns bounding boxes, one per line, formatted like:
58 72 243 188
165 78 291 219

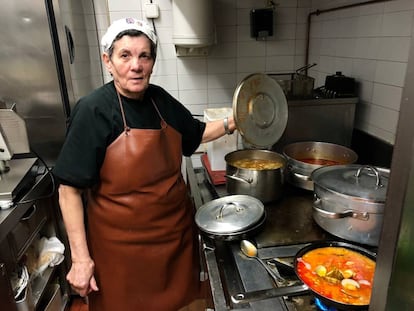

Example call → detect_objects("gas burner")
314 298 338 311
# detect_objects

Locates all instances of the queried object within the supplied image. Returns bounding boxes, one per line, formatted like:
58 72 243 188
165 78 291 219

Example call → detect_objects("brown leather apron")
86 93 202 311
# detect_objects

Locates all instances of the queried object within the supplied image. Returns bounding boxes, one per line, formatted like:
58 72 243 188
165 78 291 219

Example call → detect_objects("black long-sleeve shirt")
53 81 205 188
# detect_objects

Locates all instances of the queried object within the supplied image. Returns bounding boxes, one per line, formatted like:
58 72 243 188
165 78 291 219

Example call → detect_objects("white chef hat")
101 18 157 51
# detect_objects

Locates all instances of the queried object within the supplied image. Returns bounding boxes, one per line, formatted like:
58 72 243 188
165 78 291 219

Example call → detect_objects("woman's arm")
58 184 99 296
201 116 236 143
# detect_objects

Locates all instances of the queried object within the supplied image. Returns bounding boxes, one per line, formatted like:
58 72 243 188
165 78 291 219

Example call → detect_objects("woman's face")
103 35 155 100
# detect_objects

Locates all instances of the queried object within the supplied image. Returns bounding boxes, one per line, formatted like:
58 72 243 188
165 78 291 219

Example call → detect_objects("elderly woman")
53 18 235 311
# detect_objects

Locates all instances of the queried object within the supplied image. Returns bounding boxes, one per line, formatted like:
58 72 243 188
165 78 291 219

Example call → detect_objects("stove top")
205 181 330 310
232 243 317 311
191 162 373 311
314 86 356 99
208 185 374 311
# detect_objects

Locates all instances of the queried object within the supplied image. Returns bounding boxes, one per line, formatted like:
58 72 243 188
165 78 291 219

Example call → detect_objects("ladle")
240 240 286 284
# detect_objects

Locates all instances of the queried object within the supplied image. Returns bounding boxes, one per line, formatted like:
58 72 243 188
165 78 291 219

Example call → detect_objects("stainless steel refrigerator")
0 0 103 165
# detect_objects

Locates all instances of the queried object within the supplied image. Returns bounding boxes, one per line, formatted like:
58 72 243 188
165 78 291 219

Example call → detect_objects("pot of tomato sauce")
282 141 358 190
232 241 376 310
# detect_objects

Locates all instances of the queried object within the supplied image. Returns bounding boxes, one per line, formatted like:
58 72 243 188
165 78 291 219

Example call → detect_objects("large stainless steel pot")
225 149 286 203
283 141 358 190
311 165 389 246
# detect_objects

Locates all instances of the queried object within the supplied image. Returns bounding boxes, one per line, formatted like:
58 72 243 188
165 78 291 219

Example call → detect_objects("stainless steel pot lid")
311 165 389 202
233 73 288 148
195 195 265 235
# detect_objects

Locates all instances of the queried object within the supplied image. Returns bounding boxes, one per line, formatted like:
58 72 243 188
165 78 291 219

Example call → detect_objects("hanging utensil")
295 63 317 74
291 63 317 98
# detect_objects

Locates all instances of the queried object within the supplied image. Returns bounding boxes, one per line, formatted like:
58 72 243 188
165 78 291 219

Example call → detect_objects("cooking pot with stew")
225 149 286 203
227 73 288 202
232 240 376 310
283 141 358 190
311 165 389 246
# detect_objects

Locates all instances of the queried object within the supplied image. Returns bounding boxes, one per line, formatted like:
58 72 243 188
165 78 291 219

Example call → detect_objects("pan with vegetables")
232 241 376 310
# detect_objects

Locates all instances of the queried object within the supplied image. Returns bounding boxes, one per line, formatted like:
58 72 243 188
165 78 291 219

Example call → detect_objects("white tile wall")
92 0 414 146
310 0 414 144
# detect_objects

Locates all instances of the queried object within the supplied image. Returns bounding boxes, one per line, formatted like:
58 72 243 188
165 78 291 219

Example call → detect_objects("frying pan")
231 241 376 310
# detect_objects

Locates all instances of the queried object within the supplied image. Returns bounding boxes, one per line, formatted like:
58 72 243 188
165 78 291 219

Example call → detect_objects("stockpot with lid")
226 73 289 202
311 164 389 246
195 195 266 241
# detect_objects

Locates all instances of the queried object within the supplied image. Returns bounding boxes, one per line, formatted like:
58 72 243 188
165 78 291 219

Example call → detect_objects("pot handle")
355 166 383 188
287 165 311 181
225 174 253 184
231 284 309 304
313 198 369 221
216 202 246 219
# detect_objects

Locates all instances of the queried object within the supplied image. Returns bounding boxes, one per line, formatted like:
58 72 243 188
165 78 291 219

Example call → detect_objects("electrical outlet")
145 3 159 19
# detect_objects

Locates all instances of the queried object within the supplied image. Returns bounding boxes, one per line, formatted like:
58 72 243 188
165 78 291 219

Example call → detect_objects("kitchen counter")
185 156 333 311
0 160 70 311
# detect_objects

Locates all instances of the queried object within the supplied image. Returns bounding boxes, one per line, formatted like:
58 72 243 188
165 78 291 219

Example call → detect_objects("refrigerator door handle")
65 25 75 64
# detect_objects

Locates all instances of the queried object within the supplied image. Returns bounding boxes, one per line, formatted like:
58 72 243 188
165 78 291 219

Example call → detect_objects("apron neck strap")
150 98 167 128
116 91 130 133
116 91 166 131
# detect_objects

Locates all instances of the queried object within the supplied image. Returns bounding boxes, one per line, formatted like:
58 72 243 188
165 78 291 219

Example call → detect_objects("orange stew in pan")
296 247 376 306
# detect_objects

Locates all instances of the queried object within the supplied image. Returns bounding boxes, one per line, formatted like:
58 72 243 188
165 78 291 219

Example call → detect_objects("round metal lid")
311 165 390 202
195 195 265 235
233 73 288 148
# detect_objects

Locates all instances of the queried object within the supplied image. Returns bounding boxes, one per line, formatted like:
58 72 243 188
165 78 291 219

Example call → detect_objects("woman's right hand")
67 258 99 297
58 185 99 296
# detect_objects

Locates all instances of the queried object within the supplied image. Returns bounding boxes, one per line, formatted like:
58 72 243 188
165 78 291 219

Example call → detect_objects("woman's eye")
140 54 152 60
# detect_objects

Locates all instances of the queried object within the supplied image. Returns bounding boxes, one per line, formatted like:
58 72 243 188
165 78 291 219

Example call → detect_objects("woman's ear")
102 53 112 74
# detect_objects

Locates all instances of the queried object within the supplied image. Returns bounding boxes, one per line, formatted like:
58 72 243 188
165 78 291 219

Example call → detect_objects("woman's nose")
131 57 143 70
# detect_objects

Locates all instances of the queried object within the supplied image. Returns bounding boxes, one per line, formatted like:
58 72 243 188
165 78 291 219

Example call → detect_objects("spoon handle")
231 284 309 304
255 257 285 283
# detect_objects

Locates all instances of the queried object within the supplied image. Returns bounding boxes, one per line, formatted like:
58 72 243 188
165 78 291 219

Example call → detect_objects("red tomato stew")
296 247 376 306
298 158 341 165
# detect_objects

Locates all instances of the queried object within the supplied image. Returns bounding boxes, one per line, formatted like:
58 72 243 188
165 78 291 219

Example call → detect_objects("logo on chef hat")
126 17 136 24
